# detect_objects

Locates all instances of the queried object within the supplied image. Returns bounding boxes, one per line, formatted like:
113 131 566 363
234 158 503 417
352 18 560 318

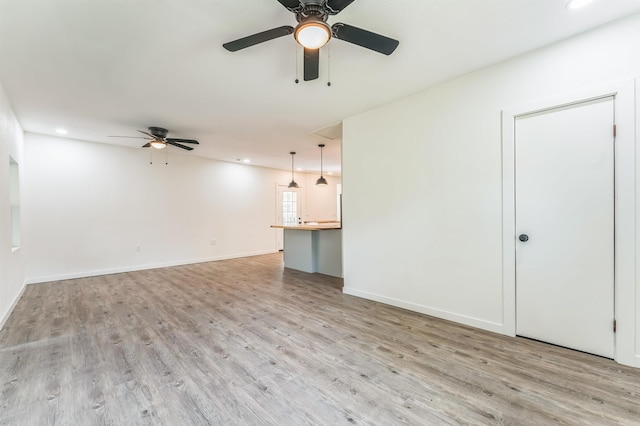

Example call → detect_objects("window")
9 156 20 250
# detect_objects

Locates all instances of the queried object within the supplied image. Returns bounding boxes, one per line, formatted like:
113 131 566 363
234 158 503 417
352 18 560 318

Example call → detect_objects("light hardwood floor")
1 253 640 425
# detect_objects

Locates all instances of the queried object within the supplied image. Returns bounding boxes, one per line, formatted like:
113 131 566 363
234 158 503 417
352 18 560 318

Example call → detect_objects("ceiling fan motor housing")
148 126 168 139
296 3 328 23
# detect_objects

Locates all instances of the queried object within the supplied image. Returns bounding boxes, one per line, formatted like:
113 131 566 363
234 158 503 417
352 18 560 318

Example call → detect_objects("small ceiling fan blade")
108 135 151 139
167 141 194 151
326 0 357 14
332 23 399 55
276 0 302 11
223 26 294 52
138 130 157 139
303 48 319 81
167 138 199 144
142 143 151 148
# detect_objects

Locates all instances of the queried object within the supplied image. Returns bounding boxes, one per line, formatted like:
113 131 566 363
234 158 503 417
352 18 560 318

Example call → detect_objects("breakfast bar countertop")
270 222 341 231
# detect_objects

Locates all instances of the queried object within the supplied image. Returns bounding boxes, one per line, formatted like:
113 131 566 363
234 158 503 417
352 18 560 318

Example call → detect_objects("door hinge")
613 319 617 333
613 124 617 138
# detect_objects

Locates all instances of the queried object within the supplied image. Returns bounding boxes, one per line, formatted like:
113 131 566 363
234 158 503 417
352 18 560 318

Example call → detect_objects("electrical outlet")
136 244 141 252
210 239 217 246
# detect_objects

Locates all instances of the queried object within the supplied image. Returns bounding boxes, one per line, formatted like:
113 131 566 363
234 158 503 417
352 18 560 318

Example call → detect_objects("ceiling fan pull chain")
149 150 153 165
165 148 168 165
295 45 300 84
327 43 331 87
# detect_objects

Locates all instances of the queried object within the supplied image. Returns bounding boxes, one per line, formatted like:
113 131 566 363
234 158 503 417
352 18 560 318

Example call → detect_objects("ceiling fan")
222 0 399 81
109 127 199 151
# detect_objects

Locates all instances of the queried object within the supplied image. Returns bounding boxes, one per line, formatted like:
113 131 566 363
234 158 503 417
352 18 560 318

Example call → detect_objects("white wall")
22 133 338 283
0 83 25 329
299 173 341 222
342 13 640 366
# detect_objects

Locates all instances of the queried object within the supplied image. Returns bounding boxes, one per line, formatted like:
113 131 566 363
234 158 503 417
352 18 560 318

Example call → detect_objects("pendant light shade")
288 151 299 188
316 144 328 186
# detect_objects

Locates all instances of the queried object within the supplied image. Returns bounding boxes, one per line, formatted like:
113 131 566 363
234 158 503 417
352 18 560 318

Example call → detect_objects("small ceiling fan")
222 0 399 81
109 127 199 151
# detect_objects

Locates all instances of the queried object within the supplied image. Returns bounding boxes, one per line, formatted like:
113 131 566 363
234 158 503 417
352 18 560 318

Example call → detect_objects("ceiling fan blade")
108 135 150 139
332 23 399 55
167 138 199 144
276 0 302 11
303 48 319 81
138 130 157 139
167 141 194 151
223 26 294 52
326 0 357 14
142 143 151 148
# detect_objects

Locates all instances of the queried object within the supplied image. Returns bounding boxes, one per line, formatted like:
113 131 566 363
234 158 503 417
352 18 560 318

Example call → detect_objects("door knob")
519 234 529 242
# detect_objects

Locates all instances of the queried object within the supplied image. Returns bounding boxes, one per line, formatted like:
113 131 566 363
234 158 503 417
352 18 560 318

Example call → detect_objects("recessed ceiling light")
566 0 594 10
55 128 68 135
296 167 303 171
242 159 251 164
328 171 333 175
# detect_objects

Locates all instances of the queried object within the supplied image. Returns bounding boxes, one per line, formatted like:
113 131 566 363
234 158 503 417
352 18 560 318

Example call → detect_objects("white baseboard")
24 250 279 285
342 287 506 335
0 282 26 331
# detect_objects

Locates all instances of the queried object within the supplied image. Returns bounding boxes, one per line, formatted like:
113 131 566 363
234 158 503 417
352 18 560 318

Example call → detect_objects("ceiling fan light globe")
150 141 166 149
295 22 330 49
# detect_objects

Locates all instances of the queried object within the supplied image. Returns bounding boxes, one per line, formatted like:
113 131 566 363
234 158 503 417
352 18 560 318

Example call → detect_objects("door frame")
501 79 636 366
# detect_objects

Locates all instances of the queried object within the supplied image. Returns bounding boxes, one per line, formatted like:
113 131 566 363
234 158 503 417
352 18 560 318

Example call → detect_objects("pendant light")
316 144 328 186
288 151 299 188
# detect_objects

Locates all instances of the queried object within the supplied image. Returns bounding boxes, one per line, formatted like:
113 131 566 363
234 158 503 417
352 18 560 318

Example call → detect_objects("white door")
275 186 302 250
515 96 615 358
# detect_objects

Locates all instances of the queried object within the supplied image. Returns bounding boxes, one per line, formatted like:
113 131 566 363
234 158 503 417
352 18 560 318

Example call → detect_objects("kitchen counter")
271 222 341 231
271 223 342 277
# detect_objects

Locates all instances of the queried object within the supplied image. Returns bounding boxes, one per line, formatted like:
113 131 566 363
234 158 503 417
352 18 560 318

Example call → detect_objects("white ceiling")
1 0 640 175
